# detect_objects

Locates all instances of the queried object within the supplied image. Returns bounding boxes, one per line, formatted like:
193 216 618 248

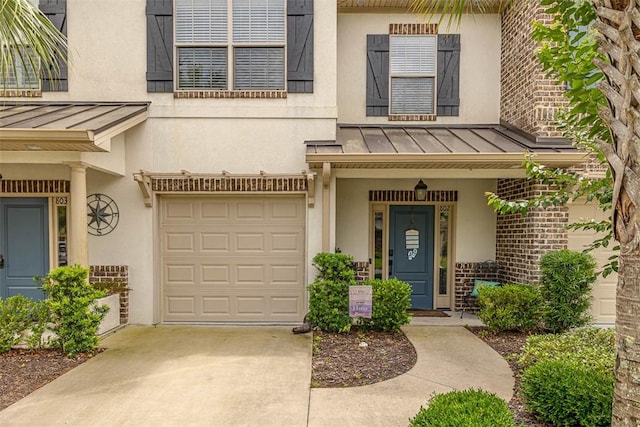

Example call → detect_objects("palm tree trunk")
591 0 640 423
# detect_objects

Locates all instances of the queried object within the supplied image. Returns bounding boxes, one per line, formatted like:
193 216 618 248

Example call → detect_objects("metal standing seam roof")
0 102 149 152
305 124 587 169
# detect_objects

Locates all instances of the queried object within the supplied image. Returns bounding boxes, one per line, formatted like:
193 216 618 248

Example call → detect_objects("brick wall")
501 0 567 137
495 179 568 284
454 262 503 311
353 261 370 282
89 265 129 325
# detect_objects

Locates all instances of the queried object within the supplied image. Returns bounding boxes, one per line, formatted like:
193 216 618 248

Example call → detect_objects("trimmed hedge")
307 279 351 333
477 284 543 332
521 359 613 426
409 389 516 427
357 278 411 332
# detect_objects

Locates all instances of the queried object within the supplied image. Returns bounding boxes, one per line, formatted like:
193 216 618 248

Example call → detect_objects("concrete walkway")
0 324 513 427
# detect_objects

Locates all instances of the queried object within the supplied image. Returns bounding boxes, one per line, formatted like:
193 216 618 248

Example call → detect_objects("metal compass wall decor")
87 194 119 236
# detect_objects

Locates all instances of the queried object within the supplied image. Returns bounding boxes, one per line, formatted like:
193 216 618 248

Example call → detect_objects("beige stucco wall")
335 178 497 262
337 12 501 124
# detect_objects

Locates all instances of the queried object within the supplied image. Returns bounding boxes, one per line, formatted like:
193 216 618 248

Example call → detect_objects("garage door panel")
201 233 230 252
201 265 230 284
165 233 195 252
236 233 265 251
201 201 230 219
568 202 617 324
236 265 266 284
161 196 305 322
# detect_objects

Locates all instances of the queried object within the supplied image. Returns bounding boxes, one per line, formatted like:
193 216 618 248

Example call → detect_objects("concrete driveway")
0 324 514 427
0 326 312 427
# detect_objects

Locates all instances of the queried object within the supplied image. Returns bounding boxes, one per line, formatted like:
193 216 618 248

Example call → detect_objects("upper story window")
389 35 436 115
366 24 460 120
175 0 286 91
1 46 40 90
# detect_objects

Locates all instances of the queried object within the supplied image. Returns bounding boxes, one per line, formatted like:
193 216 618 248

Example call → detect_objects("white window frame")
174 0 286 91
389 35 436 115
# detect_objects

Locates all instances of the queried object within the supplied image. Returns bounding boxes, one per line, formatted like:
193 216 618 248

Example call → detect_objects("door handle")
0 254 4 269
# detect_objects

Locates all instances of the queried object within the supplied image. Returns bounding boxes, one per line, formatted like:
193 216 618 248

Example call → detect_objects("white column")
68 163 88 266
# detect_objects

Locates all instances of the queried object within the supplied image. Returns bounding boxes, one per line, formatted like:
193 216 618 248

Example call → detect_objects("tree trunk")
591 0 640 423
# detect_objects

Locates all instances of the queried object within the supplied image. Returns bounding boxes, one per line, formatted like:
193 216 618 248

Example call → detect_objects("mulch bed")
0 349 95 411
311 326 417 388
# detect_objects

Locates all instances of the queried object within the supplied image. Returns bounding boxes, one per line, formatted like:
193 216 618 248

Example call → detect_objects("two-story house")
0 0 616 326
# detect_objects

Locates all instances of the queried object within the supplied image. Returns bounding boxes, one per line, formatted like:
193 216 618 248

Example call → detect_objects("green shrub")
521 359 613 426
540 249 597 333
477 284 543 332
307 280 351 333
358 278 411 332
40 265 108 356
518 327 615 373
0 295 37 352
25 299 51 350
312 252 355 283
409 389 516 427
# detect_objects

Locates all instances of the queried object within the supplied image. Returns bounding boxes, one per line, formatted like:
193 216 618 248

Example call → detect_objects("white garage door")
160 196 305 323
568 202 617 324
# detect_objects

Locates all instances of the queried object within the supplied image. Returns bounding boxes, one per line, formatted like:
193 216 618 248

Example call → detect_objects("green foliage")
518 327 615 373
540 250 597 333
408 389 516 427
521 360 613 426
307 280 351 333
312 252 356 284
25 299 51 350
40 265 108 356
485 0 618 278
357 278 411 332
91 280 129 295
0 295 37 352
476 284 543 333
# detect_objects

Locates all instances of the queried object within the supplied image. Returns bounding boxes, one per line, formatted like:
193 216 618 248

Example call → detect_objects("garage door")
568 202 617 324
161 196 305 322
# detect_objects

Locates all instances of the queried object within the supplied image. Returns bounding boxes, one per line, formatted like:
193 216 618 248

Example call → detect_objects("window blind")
233 0 285 43
391 77 434 114
175 0 227 43
390 35 436 75
234 47 284 89
178 47 228 89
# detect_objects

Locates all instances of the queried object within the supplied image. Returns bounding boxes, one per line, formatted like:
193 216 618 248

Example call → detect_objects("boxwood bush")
357 278 411 332
477 284 543 332
0 295 37 352
518 327 615 373
540 249 597 333
307 279 352 333
521 359 613 426
409 389 515 427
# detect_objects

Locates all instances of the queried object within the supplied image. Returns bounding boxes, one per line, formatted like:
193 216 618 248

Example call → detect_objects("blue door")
389 205 434 309
0 198 49 300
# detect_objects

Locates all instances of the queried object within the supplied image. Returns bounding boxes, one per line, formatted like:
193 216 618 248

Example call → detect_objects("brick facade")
353 261 370 282
501 0 567 137
454 262 503 311
89 265 129 326
151 176 307 192
495 179 568 285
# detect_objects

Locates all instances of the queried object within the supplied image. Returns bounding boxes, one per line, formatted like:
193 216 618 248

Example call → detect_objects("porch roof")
0 102 149 152
305 124 587 169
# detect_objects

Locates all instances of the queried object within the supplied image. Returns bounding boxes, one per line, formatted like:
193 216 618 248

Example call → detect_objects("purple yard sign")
349 285 372 318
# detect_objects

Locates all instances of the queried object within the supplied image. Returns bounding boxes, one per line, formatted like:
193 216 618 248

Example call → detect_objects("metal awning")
0 102 149 152
305 124 587 169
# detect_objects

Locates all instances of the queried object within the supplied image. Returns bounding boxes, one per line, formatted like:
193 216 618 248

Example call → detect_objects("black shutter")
437 34 460 116
147 0 173 92
366 34 389 116
39 0 67 92
287 0 313 93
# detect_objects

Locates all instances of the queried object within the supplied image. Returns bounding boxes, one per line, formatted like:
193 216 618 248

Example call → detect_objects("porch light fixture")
414 179 428 201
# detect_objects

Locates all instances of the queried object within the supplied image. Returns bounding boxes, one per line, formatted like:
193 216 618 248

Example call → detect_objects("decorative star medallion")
87 194 119 236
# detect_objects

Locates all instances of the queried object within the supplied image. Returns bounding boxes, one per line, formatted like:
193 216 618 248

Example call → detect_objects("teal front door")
389 205 434 309
0 198 49 300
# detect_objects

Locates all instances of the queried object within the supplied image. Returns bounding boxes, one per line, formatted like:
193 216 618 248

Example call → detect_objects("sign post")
349 285 373 318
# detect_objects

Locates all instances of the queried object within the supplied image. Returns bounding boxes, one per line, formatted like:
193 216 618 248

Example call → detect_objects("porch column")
68 163 89 266
322 162 331 252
